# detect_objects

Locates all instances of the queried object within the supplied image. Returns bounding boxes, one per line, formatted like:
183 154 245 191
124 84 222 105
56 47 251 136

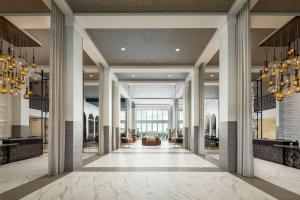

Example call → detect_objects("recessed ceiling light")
121 47 126 51
131 74 135 78
168 74 172 78
210 74 215 77
89 74 93 77
175 48 180 52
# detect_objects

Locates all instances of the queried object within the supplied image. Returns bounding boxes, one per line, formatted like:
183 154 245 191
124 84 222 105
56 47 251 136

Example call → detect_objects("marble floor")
0 151 97 194
254 158 300 195
16 142 284 200
0 153 48 193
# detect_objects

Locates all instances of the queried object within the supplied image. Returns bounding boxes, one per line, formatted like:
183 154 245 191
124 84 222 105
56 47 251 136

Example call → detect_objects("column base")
104 126 111 154
219 121 237 172
65 121 83 171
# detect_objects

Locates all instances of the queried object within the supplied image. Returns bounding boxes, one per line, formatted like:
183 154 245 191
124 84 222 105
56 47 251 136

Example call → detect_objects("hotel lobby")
0 0 300 199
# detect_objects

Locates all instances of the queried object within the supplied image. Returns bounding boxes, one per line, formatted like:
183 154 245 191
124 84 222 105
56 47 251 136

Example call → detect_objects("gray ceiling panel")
252 0 300 12
0 0 49 13
87 29 216 65
66 0 235 13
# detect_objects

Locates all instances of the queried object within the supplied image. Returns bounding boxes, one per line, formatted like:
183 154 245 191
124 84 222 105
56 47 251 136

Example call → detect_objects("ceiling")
0 0 49 13
84 85 98 98
86 29 216 66
115 72 189 81
252 0 300 12
66 0 235 13
20 29 95 66
126 84 180 99
207 28 276 67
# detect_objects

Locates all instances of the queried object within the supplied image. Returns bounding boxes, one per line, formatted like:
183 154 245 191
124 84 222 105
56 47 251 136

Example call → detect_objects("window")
163 123 168 132
157 111 163 120
135 109 169 137
147 123 152 132
153 110 157 120
180 123 184 129
163 111 168 120
95 116 99 135
88 114 94 138
120 111 126 120
136 110 141 120
153 123 157 132
142 123 147 132
147 110 152 120
179 111 183 121
141 111 147 120
158 123 163 132
136 123 141 133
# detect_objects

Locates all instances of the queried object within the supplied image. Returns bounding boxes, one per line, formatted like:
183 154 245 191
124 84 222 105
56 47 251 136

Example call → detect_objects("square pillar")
219 15 238 172
112 81 120 149
99 67 112 154
64 19 83 171
191 67 200 154
183 81 191 149
11 91 29 138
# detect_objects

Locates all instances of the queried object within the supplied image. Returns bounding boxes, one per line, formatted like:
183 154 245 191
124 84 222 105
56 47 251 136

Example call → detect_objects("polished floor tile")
18 141 280 200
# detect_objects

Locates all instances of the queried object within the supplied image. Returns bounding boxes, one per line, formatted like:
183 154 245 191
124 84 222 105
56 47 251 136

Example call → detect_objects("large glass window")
141 111 147 120
163 111 168 120
158 123 163 132
120 111 126 120
147 110 152 120
135 109 169 138
157 111 163 120
153 110 158 120
136 111 142 120
142 123 147 132
147 123 152 132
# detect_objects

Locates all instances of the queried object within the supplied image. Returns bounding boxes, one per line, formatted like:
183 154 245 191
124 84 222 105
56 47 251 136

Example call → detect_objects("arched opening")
88 114 95 139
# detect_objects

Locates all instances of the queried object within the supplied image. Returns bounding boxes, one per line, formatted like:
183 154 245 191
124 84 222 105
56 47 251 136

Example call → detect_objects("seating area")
205 135 219 148
142 136 161 146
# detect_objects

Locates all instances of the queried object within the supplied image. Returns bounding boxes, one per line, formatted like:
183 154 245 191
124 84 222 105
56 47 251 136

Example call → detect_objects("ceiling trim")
75 14 227 29
124 81 183 85
111 67 193 73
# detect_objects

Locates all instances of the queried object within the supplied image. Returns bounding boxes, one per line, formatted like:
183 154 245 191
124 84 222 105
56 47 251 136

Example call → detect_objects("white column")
100 67 112 154
11 91 29 138
112 81 120 149
236 2 253 177
198 66 205 155
191 67 200 154
126 98 132 136
219 15 238 172
183 81 191 149
64 16 83 171
131 104 136 134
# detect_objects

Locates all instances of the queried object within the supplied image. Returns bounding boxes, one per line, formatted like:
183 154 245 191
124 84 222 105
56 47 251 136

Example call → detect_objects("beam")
75 14 227 29
110 67 193 73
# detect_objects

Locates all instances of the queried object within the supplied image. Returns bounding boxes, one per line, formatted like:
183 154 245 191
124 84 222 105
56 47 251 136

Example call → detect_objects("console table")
253 139 299 169
1 137 43 164
274 144 300 169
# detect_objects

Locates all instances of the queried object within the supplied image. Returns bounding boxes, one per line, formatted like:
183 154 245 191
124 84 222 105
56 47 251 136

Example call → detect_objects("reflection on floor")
254 158 300 195
0 147 98 195
83 146 98 160
20 142 278 200
0 153 48 194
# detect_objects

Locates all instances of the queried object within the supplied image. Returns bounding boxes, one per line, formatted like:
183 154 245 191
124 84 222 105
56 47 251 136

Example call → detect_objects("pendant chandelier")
0 22 39 99
261 25 300 101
